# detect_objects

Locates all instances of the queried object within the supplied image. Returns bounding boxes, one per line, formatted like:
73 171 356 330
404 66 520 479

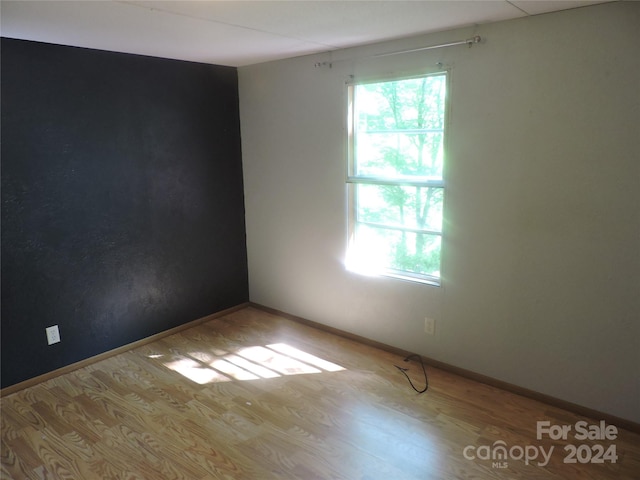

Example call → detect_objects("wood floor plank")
2 306 639 479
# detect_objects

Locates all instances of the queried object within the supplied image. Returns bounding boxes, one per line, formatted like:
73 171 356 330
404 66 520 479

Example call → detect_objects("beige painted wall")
239 2 640 423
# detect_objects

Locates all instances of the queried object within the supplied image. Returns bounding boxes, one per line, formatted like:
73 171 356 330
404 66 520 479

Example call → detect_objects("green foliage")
390 234 441 276
354 74 446 279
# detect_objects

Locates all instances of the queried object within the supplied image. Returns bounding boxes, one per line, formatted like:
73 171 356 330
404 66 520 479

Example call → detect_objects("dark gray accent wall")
1 38 249 388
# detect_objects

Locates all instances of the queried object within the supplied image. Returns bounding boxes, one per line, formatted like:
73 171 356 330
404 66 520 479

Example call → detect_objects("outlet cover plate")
424 318 435 336
46 325 61 345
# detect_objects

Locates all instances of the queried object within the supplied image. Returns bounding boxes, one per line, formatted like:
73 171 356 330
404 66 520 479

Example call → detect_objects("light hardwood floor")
2 307 639 479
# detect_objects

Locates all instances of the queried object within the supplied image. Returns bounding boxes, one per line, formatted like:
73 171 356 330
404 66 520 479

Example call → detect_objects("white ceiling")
0 1 612 67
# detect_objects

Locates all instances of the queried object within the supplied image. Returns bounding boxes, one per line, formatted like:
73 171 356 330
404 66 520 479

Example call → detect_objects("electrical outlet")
424 317 435 336
46 325 61 345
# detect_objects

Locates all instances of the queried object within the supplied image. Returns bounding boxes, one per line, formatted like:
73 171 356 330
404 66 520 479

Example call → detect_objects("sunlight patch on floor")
162 357 232 384
151 342 346 385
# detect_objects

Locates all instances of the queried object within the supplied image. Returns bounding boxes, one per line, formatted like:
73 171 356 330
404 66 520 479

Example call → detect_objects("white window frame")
346 72 448 286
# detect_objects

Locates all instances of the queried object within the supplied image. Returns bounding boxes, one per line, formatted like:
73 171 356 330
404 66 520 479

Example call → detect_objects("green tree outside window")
348 74 446 284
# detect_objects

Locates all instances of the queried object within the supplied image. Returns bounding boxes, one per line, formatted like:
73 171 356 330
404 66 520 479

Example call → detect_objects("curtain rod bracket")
467 35 482 47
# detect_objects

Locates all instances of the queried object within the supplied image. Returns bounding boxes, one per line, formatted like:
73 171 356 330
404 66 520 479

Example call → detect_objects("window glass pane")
354 224 441 278
355 131 443 180
356 184 443 232
354 75 446 180
348 73 446 284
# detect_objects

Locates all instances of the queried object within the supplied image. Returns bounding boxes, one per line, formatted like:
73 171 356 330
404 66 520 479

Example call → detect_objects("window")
347 73 447 285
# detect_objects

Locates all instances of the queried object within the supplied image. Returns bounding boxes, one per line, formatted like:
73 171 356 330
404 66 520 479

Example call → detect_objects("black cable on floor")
394 353 429 394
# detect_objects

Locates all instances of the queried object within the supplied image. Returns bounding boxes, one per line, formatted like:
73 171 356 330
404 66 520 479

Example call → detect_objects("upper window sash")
347 74 447 185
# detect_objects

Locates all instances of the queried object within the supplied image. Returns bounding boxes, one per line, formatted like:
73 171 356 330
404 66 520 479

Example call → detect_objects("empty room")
1 1 639 479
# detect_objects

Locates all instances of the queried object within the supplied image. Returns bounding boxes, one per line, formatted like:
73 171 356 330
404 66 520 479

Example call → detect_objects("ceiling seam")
505 1 531 16
115 0 341 50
